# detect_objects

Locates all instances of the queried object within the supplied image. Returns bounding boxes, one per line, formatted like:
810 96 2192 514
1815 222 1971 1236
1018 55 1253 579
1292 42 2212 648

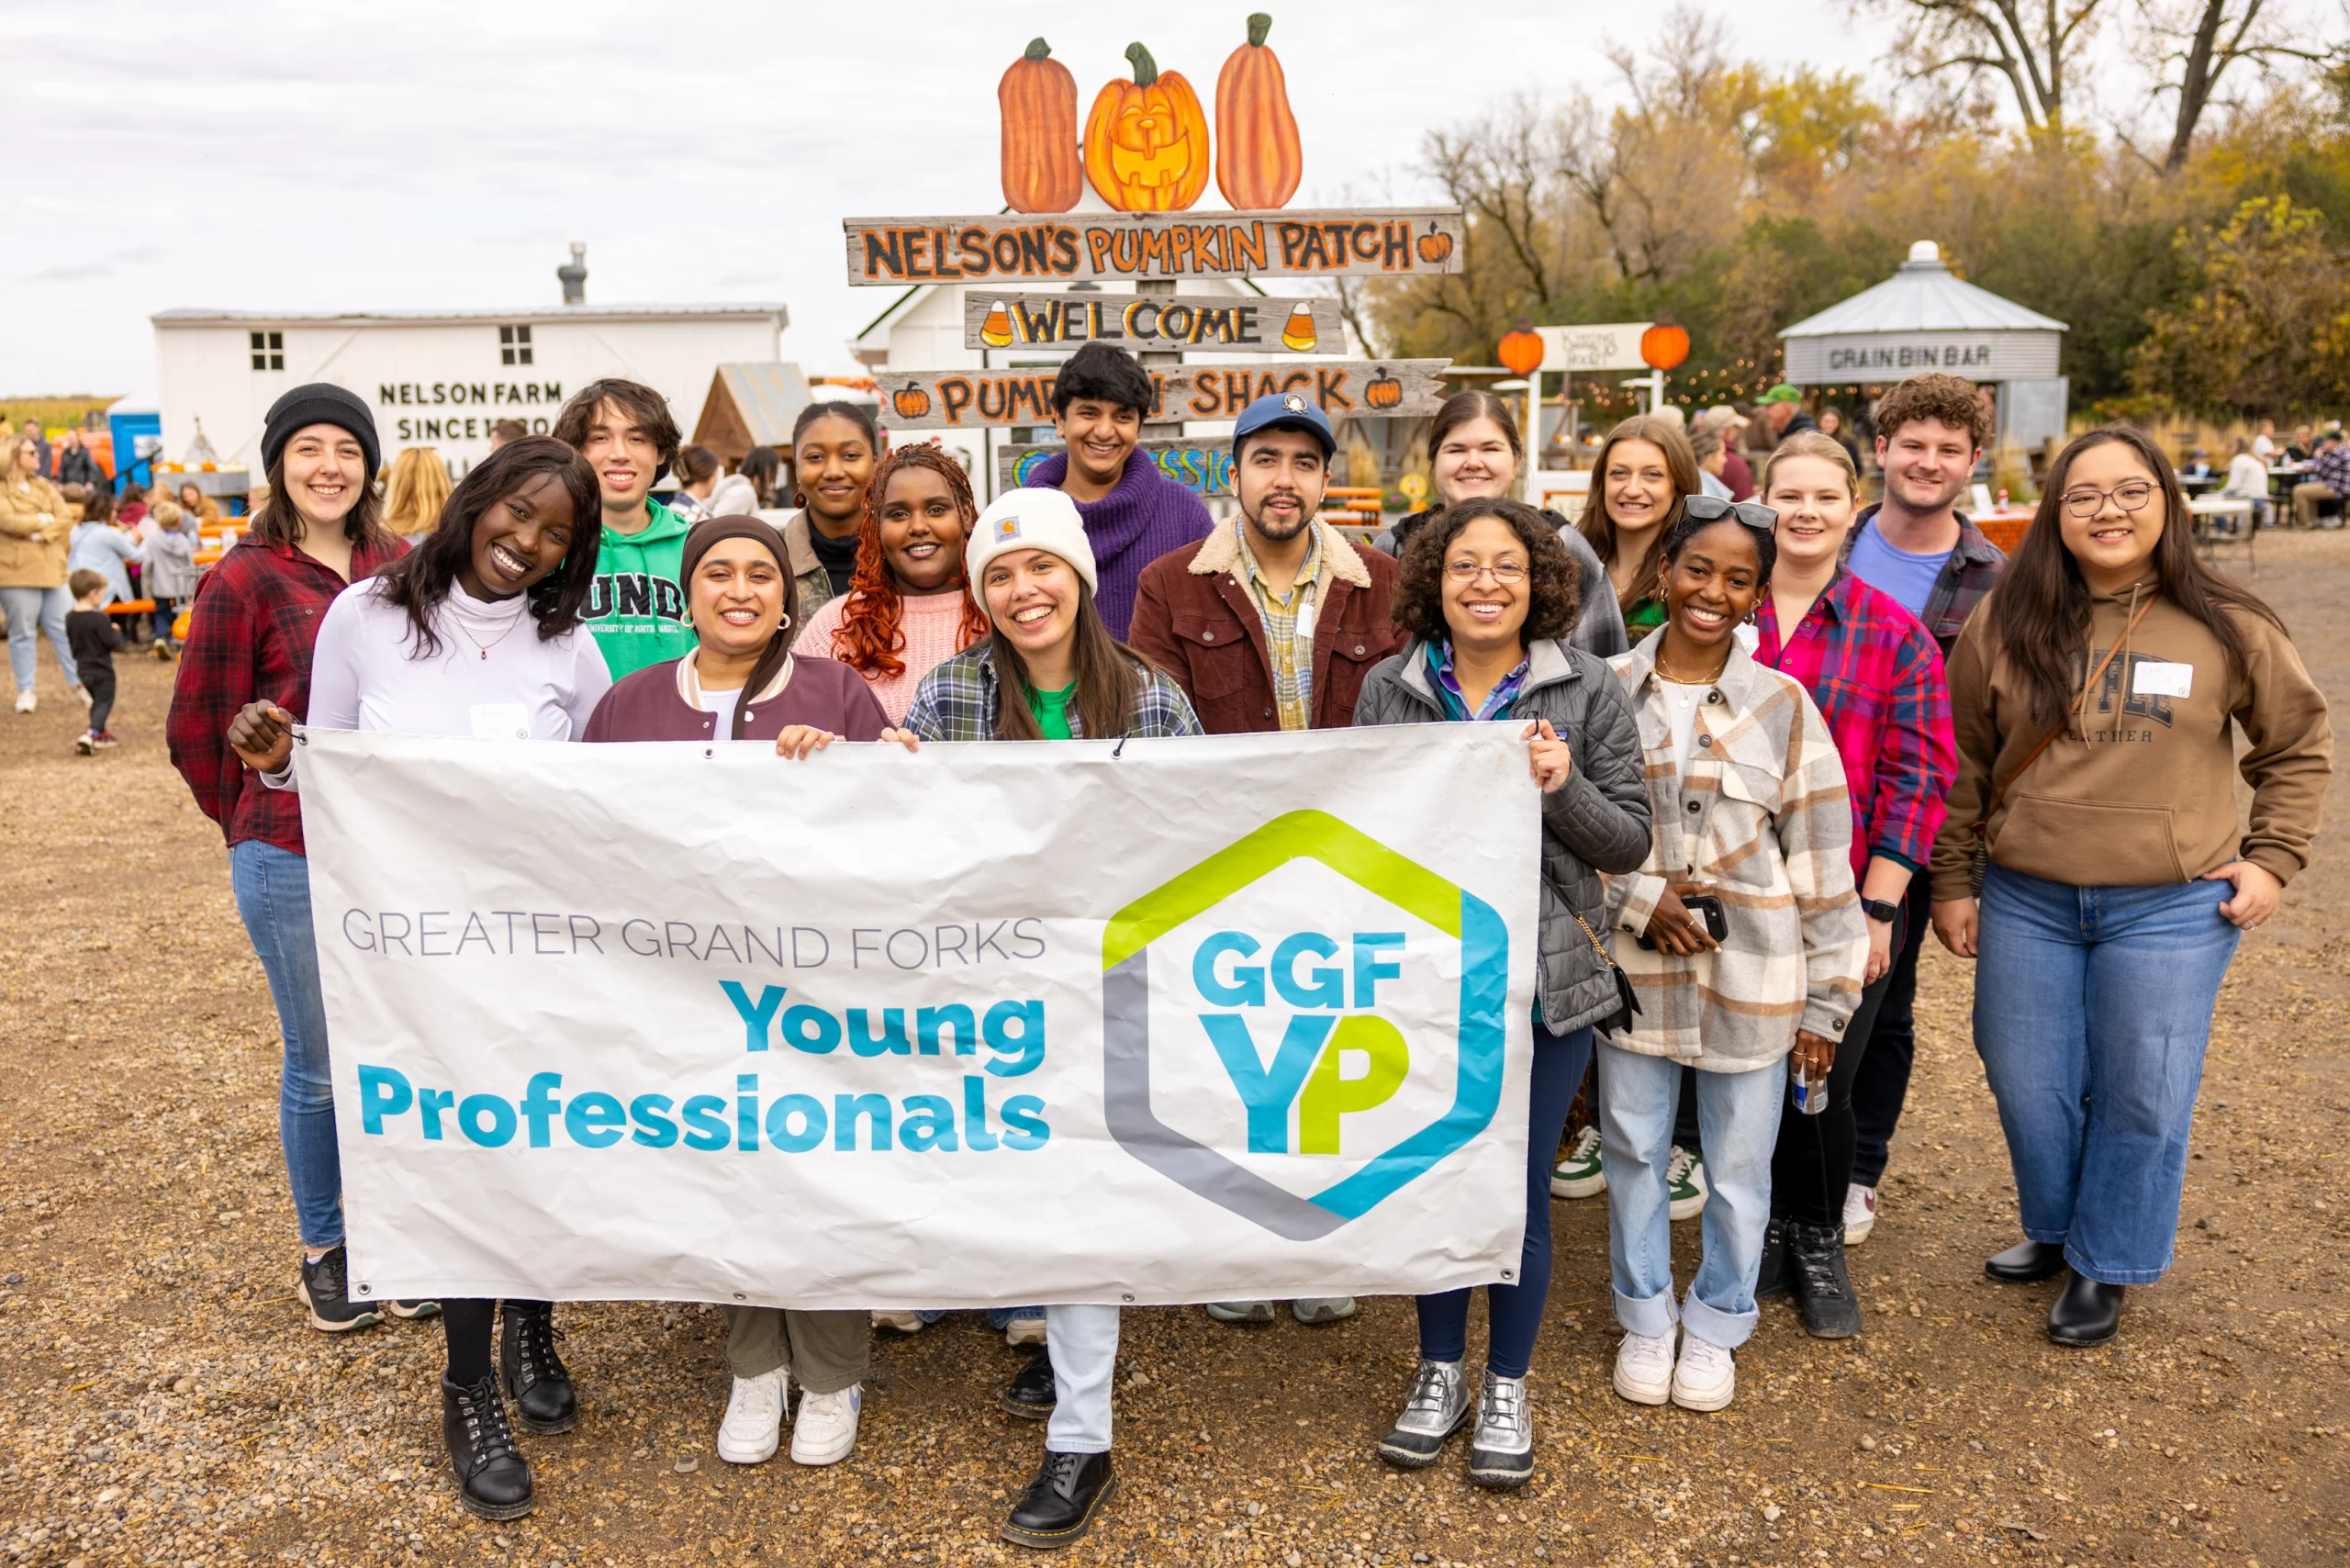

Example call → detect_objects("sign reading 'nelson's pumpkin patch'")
874 360 1448 431
841 208 1465 286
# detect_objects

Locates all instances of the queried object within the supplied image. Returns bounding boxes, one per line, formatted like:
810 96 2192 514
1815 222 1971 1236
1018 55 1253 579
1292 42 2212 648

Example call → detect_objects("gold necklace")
454 598 531 661
1654 652 1729 684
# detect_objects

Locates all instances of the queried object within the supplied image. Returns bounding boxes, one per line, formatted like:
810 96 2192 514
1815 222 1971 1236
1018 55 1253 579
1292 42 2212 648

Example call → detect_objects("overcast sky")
0 0 2216 397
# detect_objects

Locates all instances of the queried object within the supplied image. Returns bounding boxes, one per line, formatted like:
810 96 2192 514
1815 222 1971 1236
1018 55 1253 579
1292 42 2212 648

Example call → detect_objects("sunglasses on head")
1680 495 1779 531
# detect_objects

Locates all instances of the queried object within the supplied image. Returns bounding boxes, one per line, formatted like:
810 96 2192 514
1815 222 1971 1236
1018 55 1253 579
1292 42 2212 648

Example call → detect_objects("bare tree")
1861 0 2110 132
2136 0 2332 170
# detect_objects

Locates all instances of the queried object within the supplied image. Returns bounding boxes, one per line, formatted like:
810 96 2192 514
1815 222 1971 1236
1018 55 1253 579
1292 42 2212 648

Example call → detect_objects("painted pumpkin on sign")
1214 14 1302 211
1639 318 1690 371
999 38 1081 214
1416 221 1453 264
1363 370 1404 410
1084 41 1211 212
1497 322 1545 377
893 383 933 421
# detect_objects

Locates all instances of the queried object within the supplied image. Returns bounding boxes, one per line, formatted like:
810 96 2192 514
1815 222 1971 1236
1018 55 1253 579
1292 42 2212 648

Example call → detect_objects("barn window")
500 325 534 366
249 330 284 371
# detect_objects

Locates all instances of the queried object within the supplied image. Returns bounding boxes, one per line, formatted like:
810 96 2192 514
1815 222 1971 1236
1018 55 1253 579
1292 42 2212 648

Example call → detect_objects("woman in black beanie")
165 385 409 1340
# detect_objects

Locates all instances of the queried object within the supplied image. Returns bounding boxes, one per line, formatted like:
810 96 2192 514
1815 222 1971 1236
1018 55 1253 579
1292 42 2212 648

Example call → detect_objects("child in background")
65 568 124 753
142 501 200 655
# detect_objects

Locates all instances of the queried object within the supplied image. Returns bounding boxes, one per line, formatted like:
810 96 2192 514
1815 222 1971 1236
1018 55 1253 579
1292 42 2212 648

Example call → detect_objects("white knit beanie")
965 487 1100 599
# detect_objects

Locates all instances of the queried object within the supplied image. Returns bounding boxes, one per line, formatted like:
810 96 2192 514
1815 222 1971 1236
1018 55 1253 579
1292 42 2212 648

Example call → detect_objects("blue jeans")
1600 1041 1785 1350
229 840 343 1249
1416 1022 1590 1379
1974 865 2239 1284
1 584 76 694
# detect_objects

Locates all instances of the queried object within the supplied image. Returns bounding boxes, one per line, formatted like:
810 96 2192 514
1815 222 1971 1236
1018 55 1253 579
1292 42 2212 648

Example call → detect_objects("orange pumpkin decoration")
1084 41 1212 212
1640 318 1691 371
1497 320 1545 377
999 38 1081 214
1416 221 1454 264
892 383 933 421
1363 369 1404 411
1214 14 1302 210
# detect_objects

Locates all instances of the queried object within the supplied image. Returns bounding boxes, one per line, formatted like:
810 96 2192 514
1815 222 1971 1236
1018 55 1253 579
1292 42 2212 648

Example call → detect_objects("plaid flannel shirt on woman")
1753 570 1957 880
902 644 1203 742
1602 633 1869 1070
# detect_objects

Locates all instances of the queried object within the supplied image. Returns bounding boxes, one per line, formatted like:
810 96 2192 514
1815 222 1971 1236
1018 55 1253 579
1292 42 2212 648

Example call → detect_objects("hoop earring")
778 612 792 631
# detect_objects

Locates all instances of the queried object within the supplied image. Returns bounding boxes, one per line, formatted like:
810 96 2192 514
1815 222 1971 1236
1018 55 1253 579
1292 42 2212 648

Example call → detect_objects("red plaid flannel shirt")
1754 569 1958 879
166 535 408 856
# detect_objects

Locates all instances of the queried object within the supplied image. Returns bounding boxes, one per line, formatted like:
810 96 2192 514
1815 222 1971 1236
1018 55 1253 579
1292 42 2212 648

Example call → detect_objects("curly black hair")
1393 497 1582 645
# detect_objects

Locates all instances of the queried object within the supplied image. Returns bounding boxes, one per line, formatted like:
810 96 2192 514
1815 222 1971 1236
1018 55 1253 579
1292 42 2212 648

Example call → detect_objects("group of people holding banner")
167 348 2328 1547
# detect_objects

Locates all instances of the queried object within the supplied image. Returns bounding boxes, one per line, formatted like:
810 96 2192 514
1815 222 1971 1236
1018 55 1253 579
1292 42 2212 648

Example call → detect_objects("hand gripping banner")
297 723 1538 1309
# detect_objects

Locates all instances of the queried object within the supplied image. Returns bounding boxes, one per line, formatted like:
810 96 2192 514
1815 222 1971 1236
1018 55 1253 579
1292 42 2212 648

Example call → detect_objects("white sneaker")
790 1383 861 1465
1670 1335 1736 1411
1844 1182 1878 1246
1612 1329 1675 1406
871 1309 925 1334
1004 1316 1046 1347
716 1368 788 1464
1550 1124 1606 1199
13 689 33 714
1666 1146 1709 1221
72 685 91 711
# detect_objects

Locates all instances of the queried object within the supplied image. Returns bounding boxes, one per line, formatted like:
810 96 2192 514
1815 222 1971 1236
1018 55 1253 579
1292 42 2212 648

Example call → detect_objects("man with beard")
1127 391 1401 1332
1832 372 2005 1252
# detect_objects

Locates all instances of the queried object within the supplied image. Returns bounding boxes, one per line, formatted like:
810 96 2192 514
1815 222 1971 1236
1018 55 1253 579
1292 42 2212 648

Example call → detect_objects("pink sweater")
794 588 977 722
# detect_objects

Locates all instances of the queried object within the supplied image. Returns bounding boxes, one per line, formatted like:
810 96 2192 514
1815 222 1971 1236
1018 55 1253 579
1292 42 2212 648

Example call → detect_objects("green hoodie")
584 497 696 678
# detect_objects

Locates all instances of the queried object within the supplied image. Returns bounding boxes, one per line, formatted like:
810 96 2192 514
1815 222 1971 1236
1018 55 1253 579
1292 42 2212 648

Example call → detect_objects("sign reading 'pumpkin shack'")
963 292 1346 353
874 359 1448 431
841 208 1465 286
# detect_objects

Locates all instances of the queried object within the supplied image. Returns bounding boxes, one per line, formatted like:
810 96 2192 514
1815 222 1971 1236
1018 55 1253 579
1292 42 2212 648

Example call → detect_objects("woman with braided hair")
792 442 990 722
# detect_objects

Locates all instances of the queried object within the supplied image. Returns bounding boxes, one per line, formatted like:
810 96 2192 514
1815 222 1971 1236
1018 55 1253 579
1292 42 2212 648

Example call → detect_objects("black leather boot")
1984 1238 2069 1283
442 1372 533 1519
1002 1450 1116 1550
1001 1344 1056 1420
2046 1271 2124 1347
1753 1216 1792 1299
499 1302 576 1434
1787 1220 1863 1338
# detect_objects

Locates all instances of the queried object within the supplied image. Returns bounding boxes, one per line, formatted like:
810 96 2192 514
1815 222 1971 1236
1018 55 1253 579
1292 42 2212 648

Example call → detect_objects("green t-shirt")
1030 683 1076 739
1624 596 1667 634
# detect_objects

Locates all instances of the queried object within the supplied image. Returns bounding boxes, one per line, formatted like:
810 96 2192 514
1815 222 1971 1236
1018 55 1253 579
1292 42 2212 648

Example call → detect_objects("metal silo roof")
1780 241 2066 338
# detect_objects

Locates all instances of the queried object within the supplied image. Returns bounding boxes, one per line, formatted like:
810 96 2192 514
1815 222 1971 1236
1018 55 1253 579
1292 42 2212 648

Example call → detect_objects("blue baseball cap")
1231 391 1335 460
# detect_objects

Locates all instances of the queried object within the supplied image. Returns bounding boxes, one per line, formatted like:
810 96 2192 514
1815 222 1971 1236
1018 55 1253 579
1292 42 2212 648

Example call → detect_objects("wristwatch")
1861 897 1901 924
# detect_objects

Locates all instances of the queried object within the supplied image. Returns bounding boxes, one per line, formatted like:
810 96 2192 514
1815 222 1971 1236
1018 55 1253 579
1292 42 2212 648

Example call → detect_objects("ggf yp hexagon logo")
1102 810 1509 1239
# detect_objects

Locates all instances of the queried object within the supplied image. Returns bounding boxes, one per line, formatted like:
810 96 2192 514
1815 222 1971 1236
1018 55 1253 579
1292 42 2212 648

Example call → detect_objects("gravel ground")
1 533 2344 1568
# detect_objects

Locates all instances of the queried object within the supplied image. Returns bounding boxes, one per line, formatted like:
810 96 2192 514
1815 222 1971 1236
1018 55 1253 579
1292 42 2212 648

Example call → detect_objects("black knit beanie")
261 384 380 477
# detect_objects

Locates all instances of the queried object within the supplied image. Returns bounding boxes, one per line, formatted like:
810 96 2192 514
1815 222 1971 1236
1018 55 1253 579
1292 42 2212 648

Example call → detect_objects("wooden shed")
692 363 815 465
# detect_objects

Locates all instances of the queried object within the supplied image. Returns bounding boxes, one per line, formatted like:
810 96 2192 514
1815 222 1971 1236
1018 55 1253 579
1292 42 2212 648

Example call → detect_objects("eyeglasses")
2060 481 2156 519
1680 495 1780 531
1445 559 1527 584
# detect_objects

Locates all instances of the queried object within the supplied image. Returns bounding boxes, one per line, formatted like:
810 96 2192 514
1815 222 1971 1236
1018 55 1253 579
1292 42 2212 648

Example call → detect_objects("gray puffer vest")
1352 638 1652 1035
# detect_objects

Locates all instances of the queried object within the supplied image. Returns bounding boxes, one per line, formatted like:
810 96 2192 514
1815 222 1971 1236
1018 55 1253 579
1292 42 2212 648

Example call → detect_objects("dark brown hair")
1393 498 1582 645
552 379 682 483
1577 414 1701 617
986 586 1147 742
1986 424 2280 732
1428 390 1523 465
674 444 720 487
1871 373 1990 452
375 437 604 656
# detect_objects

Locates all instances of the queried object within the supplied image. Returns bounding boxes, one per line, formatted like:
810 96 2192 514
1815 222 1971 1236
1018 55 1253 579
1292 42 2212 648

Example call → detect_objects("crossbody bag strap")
1975 593 2155 839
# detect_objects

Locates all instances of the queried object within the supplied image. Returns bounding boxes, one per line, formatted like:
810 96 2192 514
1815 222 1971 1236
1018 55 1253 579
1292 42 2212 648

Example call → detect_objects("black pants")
1848 877 1933 1188
1769 905 1906 1226
442 1298 549 1384
81 666 115 734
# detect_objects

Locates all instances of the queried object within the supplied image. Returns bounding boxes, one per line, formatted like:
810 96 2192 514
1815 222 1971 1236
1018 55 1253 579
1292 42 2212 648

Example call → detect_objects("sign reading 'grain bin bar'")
875 360 1448 431
844 208 1464 285
965 293 1348 353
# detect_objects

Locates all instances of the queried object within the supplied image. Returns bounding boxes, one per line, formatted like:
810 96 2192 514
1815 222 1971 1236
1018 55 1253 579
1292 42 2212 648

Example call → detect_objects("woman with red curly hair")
792 444 990 722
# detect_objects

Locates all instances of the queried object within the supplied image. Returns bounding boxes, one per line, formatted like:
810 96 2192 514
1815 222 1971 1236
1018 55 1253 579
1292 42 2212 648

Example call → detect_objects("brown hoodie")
1930 578 2331 898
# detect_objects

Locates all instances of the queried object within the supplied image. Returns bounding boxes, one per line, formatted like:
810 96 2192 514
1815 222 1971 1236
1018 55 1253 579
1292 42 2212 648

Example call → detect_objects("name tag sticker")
470 702 530 740
2133 661 2194 700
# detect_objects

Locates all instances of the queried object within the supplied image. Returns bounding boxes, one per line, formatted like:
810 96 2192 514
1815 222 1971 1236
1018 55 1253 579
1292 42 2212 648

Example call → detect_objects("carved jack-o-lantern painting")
1084 41 1212 212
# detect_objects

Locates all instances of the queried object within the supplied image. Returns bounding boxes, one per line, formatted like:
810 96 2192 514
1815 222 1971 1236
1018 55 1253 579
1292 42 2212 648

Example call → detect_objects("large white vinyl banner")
298 723 1539 1310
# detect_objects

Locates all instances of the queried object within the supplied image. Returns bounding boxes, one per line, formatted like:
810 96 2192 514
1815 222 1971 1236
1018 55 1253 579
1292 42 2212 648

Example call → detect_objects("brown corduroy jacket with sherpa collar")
1127 518 1400 734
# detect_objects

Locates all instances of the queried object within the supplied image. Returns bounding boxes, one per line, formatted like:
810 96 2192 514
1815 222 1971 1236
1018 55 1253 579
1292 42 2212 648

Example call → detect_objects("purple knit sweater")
1024 448 1214 639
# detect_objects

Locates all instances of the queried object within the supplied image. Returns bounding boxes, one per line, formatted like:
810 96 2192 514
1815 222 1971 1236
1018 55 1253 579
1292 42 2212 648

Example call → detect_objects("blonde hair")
152 498 185 525
1759 430 1858 500
384 447 453 536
